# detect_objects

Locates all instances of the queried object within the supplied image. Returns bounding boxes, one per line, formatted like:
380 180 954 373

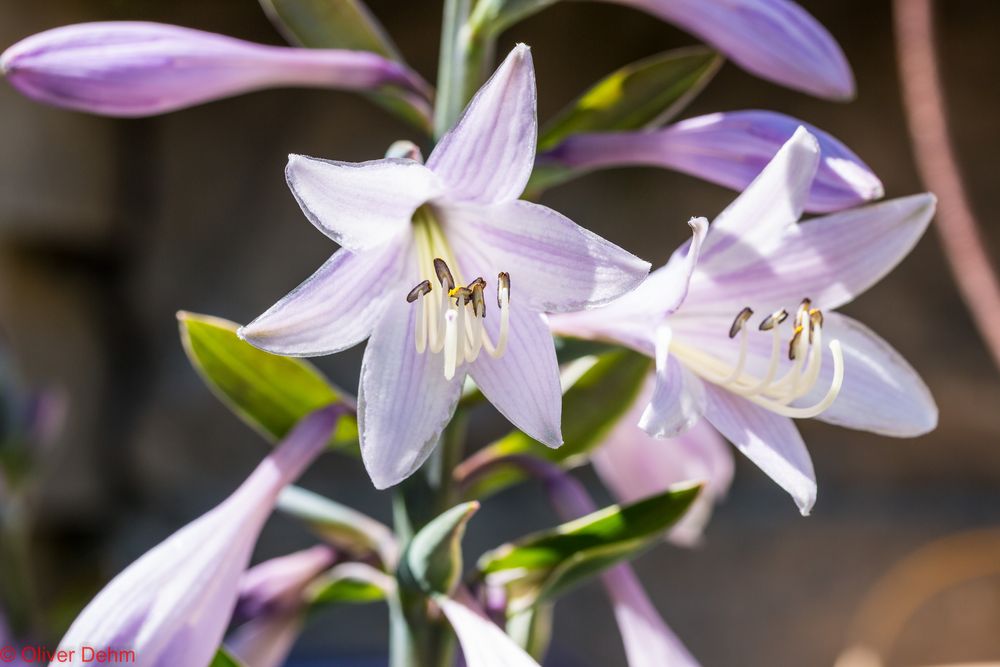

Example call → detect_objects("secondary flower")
437 592 541 667
592 378 733 546
552 128 938 514
51 407 341 667
240 44 650 489
0 22 430 118
541 110 884 213
607 0 854 99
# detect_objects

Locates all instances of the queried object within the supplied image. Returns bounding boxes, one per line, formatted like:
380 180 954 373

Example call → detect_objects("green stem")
434 0 473 138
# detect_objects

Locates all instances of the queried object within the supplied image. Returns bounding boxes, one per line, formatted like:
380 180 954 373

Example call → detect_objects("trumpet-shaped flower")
541 110 883 213
592 378 733 546
240 44 650 489
51 407 341 667
552 128 937 514
0 22 430 118
608 0 854 99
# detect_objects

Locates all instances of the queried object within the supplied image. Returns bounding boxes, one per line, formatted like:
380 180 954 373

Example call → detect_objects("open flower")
0 22 430 118
51 408 342 667
541 110 883 213
240 44 650 489
552 128 937 514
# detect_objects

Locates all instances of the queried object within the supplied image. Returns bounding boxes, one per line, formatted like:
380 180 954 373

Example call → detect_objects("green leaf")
210 648 246 667
538 47 722 152
469 0 560 37
260 0 401 59
308 563 390 605
178 312 358 450
477 484 700 611
459 348 651 500
400 502 479 595
278 485 398 567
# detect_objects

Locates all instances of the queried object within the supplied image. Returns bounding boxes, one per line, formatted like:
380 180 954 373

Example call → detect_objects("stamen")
406 280 431 303
788 325 804 361
497 272 510 308
470 281 486 318
434 258 456 291
443 309 459 380
759 309 788 331
729 307 754 339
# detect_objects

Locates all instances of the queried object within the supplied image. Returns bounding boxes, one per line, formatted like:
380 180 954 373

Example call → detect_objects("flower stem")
894 0 1000 371
434 0 473 138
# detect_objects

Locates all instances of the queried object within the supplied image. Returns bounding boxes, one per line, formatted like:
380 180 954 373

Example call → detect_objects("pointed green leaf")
477 484 700 611
470 0 560 36
260 0 401 59
178 312 358 450
400 502 479 595
538 47 722 152
210 648 246 667
278 485 398 567
459 348 651 500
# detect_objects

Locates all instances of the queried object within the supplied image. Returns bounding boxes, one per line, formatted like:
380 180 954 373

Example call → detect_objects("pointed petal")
240 242 403 356
639 326 706 439
614 0 853 99
437 593 541 667
803 313 937 437
444 199 651 313
686 194 937 315
469 306 562 447
427 44 537 204
702 384 816 514
601 564 701 667
697 126 820 272
286 155 439 251
227 611 304 667
359 293 463 489
547 111 882 213
593 377 733 546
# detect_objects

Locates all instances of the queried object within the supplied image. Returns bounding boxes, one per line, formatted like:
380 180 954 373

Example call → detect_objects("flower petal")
239 241 403 356
545 111 882 213
427 44 537 204
359 292 463 490
601 564 701 667
612 0 853 99
437 593 541 667
443 199 651 313
469 306 563 448
802 313 937 437
227 611 304 667
685 193 937 315
702 383 816 514
639 326 707 439
696 126 820 273
286 155 439 251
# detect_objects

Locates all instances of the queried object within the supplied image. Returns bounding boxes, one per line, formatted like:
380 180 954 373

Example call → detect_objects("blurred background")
1 0 999 665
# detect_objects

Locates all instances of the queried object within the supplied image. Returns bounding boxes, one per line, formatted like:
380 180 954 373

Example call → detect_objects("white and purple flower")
552 128 938 514
240 44 650 490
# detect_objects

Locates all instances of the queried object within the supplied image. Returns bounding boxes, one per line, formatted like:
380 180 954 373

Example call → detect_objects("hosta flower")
592 379 733 546
240 44 650 489
541 110 883 213
608 0 854 99
438 592 541 667
0 22 430 117
52 408 341 667
552 128 937 514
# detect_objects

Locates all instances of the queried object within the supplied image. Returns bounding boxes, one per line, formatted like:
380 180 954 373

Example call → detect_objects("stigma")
677 298 844 419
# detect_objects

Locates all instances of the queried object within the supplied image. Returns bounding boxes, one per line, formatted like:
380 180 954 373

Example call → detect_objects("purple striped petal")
443 199 650 313
639 326 706 439
51 408 340 667
702 384 816 514
240 241 403 356
233 545 335 624
427 44 537 204
609 0 853 99
602 564 701 667
437 593 541 667
1 22 431 117
469 306 563 447
286 155 440 252
801 313 937 437
359 292 464 490
685 194 937 316
544 111 883 213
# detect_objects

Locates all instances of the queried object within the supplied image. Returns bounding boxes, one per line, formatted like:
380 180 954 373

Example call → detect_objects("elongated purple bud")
50 406 343 667
543 111 884 213
1 22 431 117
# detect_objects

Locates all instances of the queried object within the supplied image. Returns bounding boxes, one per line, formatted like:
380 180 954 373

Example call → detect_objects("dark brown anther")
471 281 486 317
469 276 487 290
497 272 510 308
796 298 812 325
729 307 754 339
434 258 456 291
451 287 472 305
808 309 824 343
406 280 432 303
759 309 789 331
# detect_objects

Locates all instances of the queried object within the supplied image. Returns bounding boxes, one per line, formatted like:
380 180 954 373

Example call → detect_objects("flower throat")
406 207 510 380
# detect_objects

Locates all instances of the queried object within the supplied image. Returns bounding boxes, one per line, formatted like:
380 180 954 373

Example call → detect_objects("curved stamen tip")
497 272 510 308
434 258 456 291
729 307 754 339
760 309 789 331
470 281 486 318
406 280 432 303
788 325 805 360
